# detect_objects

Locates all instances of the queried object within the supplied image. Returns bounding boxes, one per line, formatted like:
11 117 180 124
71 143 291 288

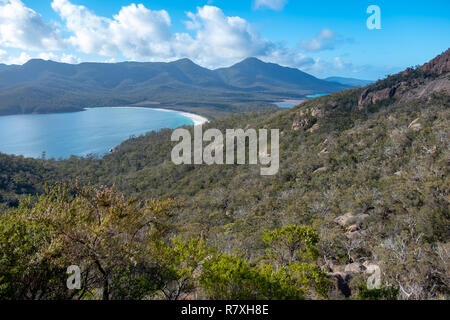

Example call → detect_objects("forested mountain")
0 57 348 118
215 57 345 93
0 49 449 300
0 64 14 72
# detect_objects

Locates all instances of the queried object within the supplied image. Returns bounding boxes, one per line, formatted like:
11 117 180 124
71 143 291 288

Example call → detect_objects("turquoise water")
275 94 328 108
0 107 194 159
306 93 327 98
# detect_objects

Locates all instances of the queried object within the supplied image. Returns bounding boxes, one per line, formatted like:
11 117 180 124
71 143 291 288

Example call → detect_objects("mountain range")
0 57 349 118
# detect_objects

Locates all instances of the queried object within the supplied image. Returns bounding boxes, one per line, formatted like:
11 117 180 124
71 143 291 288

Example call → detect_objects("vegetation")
0 52 449 300
0 184 328 300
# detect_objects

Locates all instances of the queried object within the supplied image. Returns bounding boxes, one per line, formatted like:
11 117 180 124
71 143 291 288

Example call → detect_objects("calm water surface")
275 94 328 108
0 107 194 159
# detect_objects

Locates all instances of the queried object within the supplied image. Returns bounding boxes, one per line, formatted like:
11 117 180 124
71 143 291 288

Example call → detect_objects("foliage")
263 225 319 265
150 236 211 300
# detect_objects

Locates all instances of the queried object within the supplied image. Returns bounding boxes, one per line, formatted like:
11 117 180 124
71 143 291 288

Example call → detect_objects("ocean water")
275 94 328 108
0 107 194 159
306 93 327 98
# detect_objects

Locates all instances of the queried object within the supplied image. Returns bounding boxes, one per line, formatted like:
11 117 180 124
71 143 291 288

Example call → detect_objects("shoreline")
152 108 209 126
84 106 209 126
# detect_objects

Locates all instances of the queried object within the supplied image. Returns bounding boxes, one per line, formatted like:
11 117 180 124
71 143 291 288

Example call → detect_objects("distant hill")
0 58 348 118
324 76 374 87
216 57 346 93
0 64 16 72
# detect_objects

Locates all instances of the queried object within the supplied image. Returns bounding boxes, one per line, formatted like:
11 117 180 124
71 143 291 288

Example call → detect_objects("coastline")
152 108 209 126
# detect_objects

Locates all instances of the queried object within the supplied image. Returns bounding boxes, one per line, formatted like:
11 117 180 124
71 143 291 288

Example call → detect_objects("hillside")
0 49 449 300
0 58 348 118
216 57 344 93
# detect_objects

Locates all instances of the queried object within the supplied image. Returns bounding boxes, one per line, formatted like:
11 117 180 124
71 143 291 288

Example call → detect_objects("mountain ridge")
0 57 348 118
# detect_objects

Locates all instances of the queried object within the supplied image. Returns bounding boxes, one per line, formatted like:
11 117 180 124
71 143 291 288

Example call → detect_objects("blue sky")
0 0 449 80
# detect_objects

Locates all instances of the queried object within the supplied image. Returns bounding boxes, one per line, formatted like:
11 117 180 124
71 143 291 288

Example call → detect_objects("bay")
0 107 195 159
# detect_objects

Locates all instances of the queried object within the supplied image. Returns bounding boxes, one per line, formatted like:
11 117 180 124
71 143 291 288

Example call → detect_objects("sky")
0 0 449 80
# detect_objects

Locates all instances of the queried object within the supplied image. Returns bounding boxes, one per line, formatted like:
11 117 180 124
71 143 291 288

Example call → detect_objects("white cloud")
51 0 173 60
0 50 31 64
0 0 64 51
38 52 80 64
60 53 81 64
254 0 288 11
180 5 273 67
0 1 372 78
0 48 81 65
50 1 275 68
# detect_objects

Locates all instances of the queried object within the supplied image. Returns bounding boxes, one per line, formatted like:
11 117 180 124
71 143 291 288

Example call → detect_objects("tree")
263 225 319 266
150 236 211 300
1 183 180 300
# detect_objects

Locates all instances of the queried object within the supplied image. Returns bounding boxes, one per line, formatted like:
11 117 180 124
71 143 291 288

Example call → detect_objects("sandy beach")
153 108 209 126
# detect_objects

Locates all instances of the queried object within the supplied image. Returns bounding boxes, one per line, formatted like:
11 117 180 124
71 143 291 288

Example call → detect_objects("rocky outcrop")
420 48 450 75
358 86 397 107
311 107 325 118
307 123 320 133
347 224 360 233
327 261 382 297
292 119 310 131
358 49 450 108
363 261 381 275
334 212 369 228
297 107 326 118
344 262 366 274
334 212 369 239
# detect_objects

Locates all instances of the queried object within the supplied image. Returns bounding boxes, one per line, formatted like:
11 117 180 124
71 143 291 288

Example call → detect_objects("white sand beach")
153 108 209 126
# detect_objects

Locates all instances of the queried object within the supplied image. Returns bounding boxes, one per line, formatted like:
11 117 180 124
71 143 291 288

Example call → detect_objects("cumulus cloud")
0 48 81 65
50 1 274 67
180 5 273 67
38 51 81 64
60 53 81 64
254 0 288 11
0 0 64 51
0 50 31 64
51 0 173 60
0 0 367 77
